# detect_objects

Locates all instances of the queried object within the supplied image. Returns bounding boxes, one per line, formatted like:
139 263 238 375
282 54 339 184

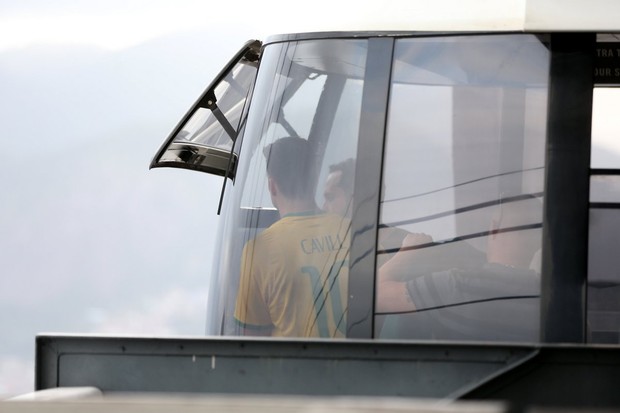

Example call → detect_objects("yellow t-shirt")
234 212 350 338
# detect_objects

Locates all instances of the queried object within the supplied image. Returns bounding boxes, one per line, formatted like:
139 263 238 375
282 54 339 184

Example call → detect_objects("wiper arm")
216 111 249 215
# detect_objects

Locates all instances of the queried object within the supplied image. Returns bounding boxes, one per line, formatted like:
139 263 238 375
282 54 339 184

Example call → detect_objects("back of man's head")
263 137 313 200
329 158 356 195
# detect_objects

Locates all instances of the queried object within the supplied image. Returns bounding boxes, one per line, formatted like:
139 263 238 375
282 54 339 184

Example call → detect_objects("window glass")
588 61 620 342
591 88 620 168
173 61 258 152
588 206 620 343
375 35 548 342
591 175 620 203
208 39 367 338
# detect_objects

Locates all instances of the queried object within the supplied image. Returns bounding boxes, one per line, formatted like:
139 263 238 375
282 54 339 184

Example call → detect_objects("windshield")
207 39 367 337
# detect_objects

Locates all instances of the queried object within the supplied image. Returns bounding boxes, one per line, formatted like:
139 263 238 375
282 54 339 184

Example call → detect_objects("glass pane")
207 39 367 338
172 61 257 152
589 74 620 342
588 207 620 343
375 35 548 343
591 175 620 203
591 88 620 168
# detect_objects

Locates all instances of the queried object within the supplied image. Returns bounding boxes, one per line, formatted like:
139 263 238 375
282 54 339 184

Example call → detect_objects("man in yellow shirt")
234 137 351 338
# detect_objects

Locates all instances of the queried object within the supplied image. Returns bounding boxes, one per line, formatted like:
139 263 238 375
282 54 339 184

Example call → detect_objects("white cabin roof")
253 0 620 39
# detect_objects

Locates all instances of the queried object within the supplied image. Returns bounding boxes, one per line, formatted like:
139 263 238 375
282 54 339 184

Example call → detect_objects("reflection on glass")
375 35 548 342
207 39 367 338
234 137 352 337
588 207 620 343
591 175 620 203
588 82 620 343
173 61 258 152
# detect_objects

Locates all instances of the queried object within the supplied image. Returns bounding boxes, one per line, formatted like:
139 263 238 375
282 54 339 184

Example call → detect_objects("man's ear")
268 177 277 197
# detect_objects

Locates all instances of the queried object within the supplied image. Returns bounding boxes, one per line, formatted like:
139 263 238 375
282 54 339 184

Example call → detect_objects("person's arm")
376 233 432 313
376 277 416 313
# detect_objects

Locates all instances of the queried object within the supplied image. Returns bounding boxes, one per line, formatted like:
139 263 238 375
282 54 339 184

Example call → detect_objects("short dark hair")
263 137 313 199
328 158 356 195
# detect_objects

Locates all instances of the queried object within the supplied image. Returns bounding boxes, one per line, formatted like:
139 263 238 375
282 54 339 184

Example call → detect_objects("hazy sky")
0 0 264 396
0 0 266 52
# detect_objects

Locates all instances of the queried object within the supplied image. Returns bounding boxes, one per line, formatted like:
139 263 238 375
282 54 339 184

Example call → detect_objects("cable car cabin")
126 0 620 408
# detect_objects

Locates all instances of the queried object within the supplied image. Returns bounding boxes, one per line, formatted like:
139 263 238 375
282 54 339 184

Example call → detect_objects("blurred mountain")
0 29 242 388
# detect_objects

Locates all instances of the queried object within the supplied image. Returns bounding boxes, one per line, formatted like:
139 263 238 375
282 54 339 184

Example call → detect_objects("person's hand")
379 232 433 281
401 232 433 250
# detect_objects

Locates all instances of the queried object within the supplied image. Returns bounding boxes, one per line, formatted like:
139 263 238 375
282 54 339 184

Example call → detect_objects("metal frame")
347 38 395 338
36 334 535 396
540 33 595 343
36 334 620 411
